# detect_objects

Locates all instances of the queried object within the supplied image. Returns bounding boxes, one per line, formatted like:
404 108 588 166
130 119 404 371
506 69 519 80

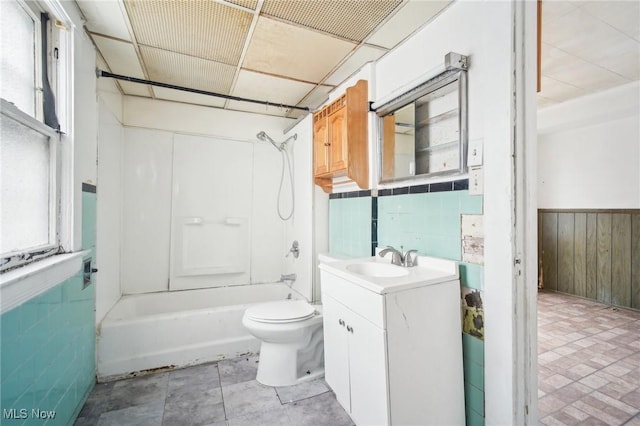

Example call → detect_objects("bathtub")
97 283 299 381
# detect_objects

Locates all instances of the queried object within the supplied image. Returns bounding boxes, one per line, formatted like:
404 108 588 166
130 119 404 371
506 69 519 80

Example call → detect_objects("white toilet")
242 299 324 386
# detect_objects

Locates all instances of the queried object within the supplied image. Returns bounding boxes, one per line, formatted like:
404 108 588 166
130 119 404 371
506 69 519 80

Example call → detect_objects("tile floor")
538 291 640 425
75 291 640 425
74 356 353 426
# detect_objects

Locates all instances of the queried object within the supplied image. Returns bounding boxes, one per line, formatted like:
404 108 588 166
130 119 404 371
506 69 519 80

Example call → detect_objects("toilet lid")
245 300 315 323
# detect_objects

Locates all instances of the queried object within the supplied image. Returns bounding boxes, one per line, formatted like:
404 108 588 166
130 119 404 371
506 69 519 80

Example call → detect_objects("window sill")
0 251 88 314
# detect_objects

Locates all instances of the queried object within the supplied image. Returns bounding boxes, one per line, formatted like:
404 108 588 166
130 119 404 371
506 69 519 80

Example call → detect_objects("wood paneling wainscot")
538 210 640 310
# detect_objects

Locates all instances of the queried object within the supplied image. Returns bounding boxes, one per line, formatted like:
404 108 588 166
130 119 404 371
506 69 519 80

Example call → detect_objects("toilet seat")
245 300 315 324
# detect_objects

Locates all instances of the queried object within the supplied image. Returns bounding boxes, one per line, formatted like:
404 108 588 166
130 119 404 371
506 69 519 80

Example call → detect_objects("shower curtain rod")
97 69 311 112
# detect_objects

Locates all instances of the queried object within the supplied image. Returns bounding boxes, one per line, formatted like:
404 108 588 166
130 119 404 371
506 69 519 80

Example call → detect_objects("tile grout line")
160 373 169 426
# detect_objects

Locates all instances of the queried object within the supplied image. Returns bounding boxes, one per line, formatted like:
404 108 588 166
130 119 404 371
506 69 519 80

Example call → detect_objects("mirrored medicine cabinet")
376 65 468 184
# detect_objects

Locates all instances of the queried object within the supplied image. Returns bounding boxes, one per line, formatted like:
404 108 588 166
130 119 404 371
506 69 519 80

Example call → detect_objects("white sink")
319 255 459 294
346 262 409 278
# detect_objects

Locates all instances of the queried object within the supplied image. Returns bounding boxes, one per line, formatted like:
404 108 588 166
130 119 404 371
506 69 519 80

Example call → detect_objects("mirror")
377 70 467 183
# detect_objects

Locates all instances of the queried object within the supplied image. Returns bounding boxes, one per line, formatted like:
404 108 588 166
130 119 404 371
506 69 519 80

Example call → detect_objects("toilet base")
255 326 324 387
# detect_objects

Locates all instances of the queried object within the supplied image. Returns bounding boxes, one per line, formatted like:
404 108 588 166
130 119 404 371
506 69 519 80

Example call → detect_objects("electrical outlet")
469 166 483 195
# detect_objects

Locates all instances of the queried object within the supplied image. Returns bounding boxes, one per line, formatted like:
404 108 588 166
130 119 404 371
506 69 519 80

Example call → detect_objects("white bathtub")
97 283 298 381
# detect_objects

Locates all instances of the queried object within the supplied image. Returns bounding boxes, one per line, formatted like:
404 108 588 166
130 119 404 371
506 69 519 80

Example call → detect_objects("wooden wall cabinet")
313 80 368 193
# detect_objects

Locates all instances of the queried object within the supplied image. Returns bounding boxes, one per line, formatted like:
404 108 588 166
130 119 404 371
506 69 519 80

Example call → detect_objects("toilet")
242 299 324 387
242 253 342 387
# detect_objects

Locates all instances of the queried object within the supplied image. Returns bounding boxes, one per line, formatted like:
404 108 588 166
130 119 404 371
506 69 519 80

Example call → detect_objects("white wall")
62 1 97 251
373 1 518 423
96 98 123 323
538 82 640 209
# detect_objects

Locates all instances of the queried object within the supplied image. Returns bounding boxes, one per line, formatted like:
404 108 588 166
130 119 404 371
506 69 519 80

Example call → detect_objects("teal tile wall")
0 272 95 425
377 190 482 260
329 187 485 425
329 196 372 257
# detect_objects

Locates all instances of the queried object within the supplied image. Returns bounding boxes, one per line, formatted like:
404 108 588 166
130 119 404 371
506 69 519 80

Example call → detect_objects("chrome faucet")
378 246 419 267
379 246 404 266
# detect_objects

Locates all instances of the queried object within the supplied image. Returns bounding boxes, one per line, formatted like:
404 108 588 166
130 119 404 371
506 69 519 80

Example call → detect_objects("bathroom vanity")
319 256 465 426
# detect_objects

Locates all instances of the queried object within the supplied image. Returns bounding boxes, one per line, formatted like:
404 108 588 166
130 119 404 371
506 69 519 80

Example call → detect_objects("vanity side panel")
385 279 465 425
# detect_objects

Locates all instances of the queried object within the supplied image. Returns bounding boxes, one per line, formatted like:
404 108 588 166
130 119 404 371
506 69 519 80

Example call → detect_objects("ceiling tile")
261 0 402 43
152 87 226 108
543 7 633 63
324 44 388 86
119 81 152 97
231 70 315 103
366 1 451 49
538 76 587 103
542 44 629 92
243 17 356 83
140 46 236 94
536 95 556 110
581 1 640 41
227 70 315 116
541 1 577 24
293 85 334 114
92 35 146 78
595 51 640 81
124 0 252 65
225 0 259 11
76 0 131 40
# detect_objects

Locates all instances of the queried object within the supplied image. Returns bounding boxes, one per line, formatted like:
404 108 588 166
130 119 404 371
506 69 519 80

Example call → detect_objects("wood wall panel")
596 214 612 304
574 213 587 297
586 214 598 300
538 210 640 310
631 215 640 309
541 213 558 291
557 213 575 294
611 214 631 307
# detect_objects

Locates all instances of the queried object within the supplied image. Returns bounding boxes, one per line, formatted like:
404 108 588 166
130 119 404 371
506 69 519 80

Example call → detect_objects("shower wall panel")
121 128 286 294
121 128 173 295
170 135 253 290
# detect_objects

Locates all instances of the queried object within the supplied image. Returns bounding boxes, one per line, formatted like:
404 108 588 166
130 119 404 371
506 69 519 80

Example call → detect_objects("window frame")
1 0 72 272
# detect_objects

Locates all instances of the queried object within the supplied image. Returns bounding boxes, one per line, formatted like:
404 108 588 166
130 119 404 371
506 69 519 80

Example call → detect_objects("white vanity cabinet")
323 292 389 425
320 257 465 426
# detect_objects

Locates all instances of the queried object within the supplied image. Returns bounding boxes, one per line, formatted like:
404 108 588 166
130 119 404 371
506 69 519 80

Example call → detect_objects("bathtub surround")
97 283 301 380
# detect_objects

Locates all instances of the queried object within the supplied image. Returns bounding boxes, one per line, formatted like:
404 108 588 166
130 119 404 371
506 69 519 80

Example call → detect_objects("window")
1 0 68 272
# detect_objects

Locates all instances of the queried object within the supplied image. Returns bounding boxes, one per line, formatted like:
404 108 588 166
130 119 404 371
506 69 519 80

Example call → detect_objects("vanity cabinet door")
347 307 389 426
322 294 351 410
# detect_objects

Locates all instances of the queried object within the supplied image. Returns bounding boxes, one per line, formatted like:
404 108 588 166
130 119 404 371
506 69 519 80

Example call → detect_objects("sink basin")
346 262 410 278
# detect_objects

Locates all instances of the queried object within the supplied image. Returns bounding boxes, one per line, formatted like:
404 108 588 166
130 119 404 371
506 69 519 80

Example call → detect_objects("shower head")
256 131 282 151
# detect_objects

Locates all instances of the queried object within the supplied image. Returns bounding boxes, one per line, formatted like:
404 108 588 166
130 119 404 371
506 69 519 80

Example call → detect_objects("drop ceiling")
76 0 639 118
77 0 452 119
538 1 640 109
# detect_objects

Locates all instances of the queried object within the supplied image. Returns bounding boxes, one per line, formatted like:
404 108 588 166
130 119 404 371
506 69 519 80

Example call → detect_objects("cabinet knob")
338 319 345 326
324 143 330 146
346 325 353 333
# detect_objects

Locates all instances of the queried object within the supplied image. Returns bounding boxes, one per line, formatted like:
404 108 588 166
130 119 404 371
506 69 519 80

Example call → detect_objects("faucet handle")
403 250 418 267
